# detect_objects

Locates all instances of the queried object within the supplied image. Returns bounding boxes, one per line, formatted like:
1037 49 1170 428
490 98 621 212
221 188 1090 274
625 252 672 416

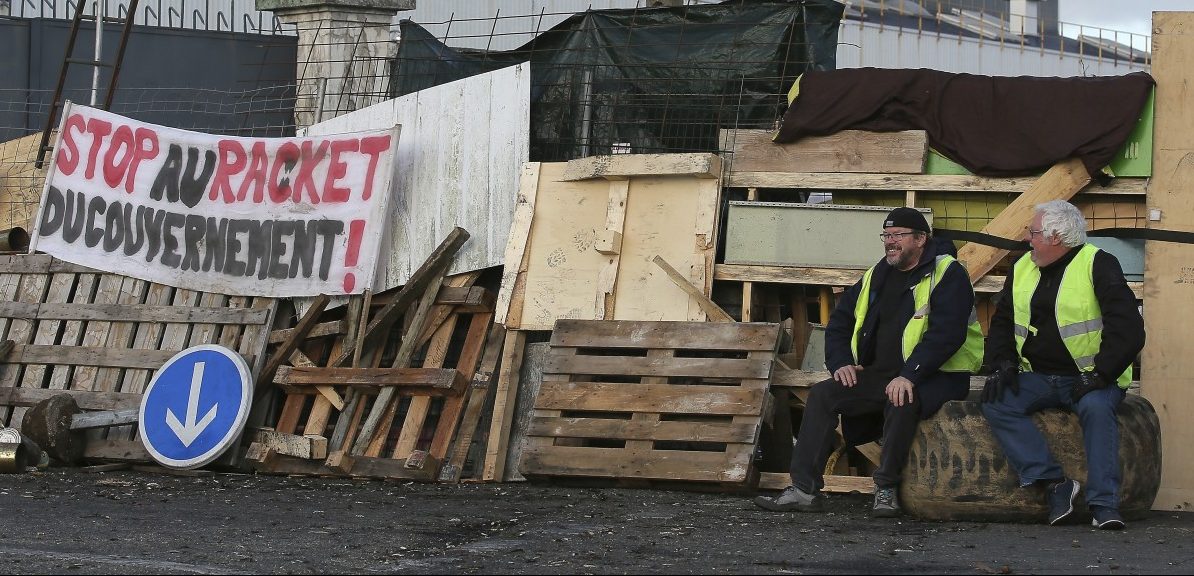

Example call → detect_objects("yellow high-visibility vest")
851 255 984 373
1011 244 1131 389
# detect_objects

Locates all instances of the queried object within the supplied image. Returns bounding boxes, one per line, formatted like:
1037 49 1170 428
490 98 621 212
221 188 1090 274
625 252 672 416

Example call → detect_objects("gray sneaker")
871 485 901 518
754 485 823 512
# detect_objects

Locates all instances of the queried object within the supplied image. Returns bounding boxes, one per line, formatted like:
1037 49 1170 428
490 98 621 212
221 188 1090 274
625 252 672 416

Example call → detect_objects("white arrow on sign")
165 361 219 447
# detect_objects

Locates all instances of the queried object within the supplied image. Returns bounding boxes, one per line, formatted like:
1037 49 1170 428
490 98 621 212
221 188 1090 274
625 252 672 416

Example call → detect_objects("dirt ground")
1 468 1193 575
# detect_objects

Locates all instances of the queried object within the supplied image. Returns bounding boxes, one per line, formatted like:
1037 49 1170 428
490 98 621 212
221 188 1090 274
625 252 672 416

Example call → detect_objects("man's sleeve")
984 270 1018 370
900 261 973 385
824 280 862 373
1092 251 1145 380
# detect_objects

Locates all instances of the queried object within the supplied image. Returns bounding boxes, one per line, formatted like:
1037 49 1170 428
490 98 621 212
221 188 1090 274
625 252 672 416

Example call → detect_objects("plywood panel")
1141 10 1194 512
300 62 531 295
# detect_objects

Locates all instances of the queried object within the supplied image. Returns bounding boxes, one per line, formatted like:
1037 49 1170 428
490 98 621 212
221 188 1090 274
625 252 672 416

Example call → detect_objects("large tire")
900 395 1161 522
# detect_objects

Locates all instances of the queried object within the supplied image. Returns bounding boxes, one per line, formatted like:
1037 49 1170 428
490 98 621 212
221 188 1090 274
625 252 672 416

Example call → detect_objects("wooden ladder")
35 0 141 168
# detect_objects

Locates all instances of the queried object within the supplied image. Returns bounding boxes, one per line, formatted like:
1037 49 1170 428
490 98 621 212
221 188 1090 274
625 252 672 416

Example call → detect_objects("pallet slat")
550 319 780 351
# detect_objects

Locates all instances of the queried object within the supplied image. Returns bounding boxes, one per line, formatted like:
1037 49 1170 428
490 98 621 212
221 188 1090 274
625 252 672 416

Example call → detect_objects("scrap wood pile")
247 227 510 482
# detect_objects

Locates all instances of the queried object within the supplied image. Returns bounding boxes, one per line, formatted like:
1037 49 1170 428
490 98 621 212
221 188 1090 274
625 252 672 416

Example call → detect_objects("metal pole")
91 0 103 106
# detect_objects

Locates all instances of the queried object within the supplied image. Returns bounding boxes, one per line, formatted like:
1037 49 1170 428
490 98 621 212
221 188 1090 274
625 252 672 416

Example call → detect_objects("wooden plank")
92 276 148 393
268 320 347 344
495 162 540 327
249 429 328 459
258 294 331 391
45 273 99 391
0 254 53 275
71 408 139 430
428 312 493 461
0 270 50 426
120 282 175 396
350 266 448 455
534 381 767 416
520 445 748 483
595 179 630 320
724 172 1145 194
6 344 232 369
721 129 926 174
277 366 466 392
956 158 1091 280
331 227 468 368
390 305 457 459
16 271 75 398
83 438 151 462
561 153 721 181
527 416 758 444
1141 10 1194 512
758 471 875 494
441 324 506 482
543 354 772 380
184 292 229 348
0 387 141 411
713 264 1143 298
652 255 733 322
550 319 780 351
482 330 526 481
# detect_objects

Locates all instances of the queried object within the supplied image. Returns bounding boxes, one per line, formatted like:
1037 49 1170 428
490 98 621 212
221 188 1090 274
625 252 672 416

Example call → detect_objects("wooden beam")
956 158 1091 280
496 163 540 328
721 129 926 174
248 429 328 460
561 153 721 181
652 255 734 323
258 294 330 391
70 408 138 430
330 227 469 368
724 171 1143 194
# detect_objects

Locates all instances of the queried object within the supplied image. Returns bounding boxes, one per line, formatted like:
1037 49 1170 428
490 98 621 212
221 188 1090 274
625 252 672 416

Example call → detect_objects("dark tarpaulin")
774 68 1156 180
390 0 844 162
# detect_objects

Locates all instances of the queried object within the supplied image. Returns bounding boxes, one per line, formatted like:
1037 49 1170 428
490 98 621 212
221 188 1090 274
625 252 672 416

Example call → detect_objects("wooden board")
0 255 277 461
720 129 927 174
723 172 1145 195
511 161 719 330
1141 11 1194 512
519 320 780 486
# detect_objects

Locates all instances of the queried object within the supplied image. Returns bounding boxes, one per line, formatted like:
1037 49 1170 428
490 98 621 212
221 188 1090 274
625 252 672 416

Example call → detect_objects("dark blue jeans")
980 372 1126 510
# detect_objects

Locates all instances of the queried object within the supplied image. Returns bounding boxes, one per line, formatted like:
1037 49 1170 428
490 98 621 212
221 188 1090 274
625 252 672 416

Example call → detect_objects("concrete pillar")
255 0 414 129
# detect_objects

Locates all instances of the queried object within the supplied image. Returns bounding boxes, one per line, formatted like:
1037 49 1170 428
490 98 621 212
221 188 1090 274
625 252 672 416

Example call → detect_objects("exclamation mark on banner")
342 220 366 293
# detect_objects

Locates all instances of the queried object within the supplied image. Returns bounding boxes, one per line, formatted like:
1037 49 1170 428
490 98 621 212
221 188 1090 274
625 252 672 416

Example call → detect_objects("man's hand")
886 376 915 407
1072 371 1110 403
981 361 1019 403
833 365 864 387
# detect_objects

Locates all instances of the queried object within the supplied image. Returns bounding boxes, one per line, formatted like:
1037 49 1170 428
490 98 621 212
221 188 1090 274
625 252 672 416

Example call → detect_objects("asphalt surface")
1 468 1193 574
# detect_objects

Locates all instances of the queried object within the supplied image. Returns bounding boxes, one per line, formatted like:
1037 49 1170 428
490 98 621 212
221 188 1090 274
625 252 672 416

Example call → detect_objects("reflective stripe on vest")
851 255 984 373
1011 244 1132 389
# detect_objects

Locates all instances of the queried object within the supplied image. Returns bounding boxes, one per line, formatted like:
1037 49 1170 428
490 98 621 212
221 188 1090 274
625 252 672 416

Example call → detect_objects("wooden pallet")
518 319 781 486
0 254 276 461
250 274 504 482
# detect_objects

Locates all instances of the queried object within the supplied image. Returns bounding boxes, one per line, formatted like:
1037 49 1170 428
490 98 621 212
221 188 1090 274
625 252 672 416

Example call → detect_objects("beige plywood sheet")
514 162 719 331
0 134 45 232
1141 11 1194 512
518 163 610 330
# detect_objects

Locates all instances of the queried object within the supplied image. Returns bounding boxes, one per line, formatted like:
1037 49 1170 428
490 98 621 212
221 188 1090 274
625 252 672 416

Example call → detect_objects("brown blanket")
774 68 1155 179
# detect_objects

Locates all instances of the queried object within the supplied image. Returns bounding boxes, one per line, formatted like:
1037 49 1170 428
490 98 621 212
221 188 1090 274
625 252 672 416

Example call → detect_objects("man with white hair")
981 200 1145 530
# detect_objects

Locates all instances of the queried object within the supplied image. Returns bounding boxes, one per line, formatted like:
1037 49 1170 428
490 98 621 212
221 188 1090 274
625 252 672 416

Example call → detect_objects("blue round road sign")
139 344 252 469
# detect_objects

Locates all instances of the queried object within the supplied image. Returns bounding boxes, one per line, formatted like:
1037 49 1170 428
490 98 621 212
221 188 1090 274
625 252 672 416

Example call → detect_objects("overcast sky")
1059 0 1190 39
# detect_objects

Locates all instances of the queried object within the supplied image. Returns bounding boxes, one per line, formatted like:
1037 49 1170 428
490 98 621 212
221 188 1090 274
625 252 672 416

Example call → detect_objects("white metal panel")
301 62 531 292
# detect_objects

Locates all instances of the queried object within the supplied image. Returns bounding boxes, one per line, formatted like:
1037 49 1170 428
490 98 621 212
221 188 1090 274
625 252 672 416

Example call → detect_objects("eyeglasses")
878 231 918 241
1025 227 1047 239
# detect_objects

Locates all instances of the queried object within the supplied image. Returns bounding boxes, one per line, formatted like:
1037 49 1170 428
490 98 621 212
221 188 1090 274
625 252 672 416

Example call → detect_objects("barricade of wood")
0 254 276 462
248 228 507 482
517 319 781 487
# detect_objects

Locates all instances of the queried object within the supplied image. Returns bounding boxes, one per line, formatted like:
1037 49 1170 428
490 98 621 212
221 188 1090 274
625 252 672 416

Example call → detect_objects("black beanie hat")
883 207 931 234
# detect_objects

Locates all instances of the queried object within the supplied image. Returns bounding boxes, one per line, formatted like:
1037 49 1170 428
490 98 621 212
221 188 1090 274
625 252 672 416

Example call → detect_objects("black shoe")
1091 507 1125 530
871 485 900 518
753 485 823 512
1047 478 1081 525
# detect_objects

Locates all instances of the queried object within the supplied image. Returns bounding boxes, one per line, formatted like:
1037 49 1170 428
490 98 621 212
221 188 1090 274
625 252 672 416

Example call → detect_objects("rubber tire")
900 394 1161 522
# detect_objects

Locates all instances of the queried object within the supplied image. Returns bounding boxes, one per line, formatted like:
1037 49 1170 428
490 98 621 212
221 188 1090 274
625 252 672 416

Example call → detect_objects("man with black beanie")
755 207 984 517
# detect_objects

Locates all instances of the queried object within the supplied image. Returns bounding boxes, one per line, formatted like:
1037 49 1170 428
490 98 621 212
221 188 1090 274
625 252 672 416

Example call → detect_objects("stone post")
255 0 414 129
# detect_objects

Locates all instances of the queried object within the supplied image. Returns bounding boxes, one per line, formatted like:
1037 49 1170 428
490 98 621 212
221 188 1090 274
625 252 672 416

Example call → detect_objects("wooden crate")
519 319 780 486
0 254 276 461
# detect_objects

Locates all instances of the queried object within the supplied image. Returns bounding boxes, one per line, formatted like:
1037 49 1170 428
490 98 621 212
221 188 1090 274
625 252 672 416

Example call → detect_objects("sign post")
139 344 252 469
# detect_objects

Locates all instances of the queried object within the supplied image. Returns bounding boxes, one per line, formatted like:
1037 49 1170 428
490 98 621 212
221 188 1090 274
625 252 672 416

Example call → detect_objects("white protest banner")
32 103 398 297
